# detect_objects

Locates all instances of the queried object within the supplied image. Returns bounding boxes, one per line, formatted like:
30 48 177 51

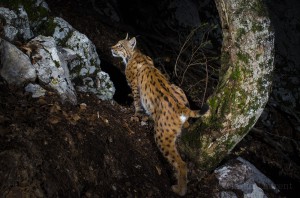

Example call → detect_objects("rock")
245 183 267 198
65 30 100 78
0 38 36 85
0 8 18 41
52 17 74 43
214 157 279 197
76 71 115 100
95 71 115 100
1 0 50 34
217 191 238 198
29 35 77 104
0 34 77 104
50 17 115 100
0 6 33 41
34 0 49 10
25 83 46 98
15 6 34 40
0 1 115 102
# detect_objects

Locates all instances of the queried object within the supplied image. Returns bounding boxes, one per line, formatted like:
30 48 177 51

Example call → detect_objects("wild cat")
111 34 208 196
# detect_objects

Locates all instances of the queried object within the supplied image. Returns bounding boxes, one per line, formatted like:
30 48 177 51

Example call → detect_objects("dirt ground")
0 84 220 197
0 0 299 197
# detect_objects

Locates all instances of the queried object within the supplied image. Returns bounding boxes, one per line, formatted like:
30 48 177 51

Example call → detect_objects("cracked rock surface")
0 0 115 103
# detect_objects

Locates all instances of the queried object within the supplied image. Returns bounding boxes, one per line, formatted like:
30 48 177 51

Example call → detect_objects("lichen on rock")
77 71 115 100
29 35 77 104
50 17 115 100
214 157 279 197
0 6 33 41
25 83 46 98
0 0 115 103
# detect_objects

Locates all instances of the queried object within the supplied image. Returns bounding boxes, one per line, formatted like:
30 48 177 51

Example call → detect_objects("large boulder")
0 38 36 85
214 157 279 197
0 0 115 102
0 6 33 41
29 35 77 104
49 17 115 100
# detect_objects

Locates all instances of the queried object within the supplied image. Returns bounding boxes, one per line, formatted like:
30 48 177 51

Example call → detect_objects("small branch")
201 55 209 107
174 26 201 77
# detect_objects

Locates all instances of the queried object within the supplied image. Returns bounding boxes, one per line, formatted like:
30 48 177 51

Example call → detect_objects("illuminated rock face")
50 17 115 101
0 6 33 41
0 1 115 103
0 39 36 85
215 157 279 197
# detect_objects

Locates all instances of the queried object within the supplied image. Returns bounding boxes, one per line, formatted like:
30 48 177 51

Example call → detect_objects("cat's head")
111 34 136 65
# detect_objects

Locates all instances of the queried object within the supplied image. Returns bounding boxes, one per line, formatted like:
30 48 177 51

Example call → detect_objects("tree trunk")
180 0 275 171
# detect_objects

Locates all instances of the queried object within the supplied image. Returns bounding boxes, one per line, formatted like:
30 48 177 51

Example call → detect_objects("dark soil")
0 85 218 197
0 0 299 197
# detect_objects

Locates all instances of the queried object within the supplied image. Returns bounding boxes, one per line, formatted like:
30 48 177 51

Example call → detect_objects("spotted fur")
111 34 208 196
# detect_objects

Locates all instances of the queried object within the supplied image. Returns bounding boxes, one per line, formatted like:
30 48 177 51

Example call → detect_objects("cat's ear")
129 37 136 49
125 33 128 40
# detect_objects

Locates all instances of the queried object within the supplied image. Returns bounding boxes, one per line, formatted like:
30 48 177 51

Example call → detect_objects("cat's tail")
185 103 210 118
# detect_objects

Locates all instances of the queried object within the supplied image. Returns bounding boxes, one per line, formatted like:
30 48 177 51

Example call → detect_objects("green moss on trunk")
179 0 274 171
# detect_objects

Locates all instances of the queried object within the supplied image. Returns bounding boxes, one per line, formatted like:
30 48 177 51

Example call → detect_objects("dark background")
0 0 299 197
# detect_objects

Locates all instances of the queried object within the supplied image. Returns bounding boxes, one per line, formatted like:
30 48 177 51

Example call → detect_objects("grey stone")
52 17 74 42
0 38 36 85
0 6 33 41
51 17 115 100
76 71 115 100
25 83 46 98
34 0 49 10
15 6 33 40
0 1 115 102
214 157 279 198
0 7 18 41
29 35 77 104
217 191 237 198
65 30 100 77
